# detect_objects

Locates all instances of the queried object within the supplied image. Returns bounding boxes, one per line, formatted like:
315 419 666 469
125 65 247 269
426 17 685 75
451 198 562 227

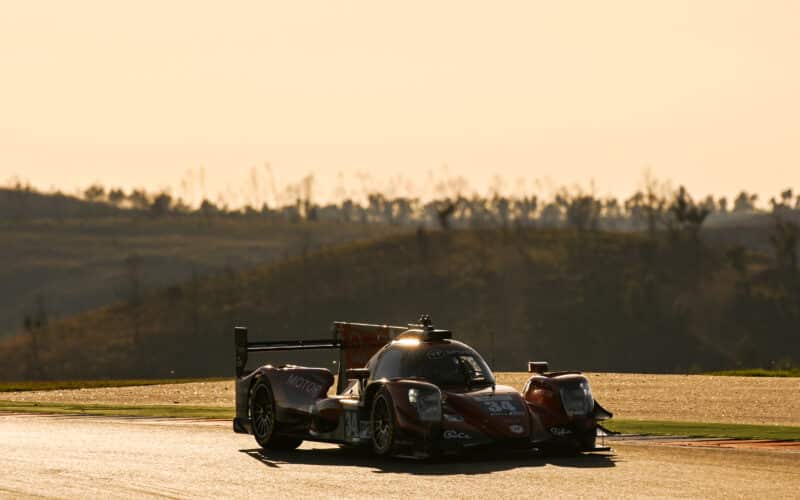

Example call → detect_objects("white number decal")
345 412 359 440
481 399 523 415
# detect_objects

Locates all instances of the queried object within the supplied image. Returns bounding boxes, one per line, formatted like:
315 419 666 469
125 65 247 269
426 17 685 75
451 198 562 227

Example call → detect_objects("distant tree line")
4 176 800 234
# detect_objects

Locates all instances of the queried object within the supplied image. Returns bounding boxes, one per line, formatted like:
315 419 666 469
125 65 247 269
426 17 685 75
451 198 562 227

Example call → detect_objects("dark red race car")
232 315 613 458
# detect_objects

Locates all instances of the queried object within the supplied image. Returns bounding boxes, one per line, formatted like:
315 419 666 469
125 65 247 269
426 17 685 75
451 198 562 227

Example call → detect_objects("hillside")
0 214 406 341
0 187 122 221
2 227 797 380
3 185 797 349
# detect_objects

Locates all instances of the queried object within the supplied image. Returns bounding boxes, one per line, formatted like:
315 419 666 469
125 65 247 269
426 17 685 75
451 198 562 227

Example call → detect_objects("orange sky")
1 1 798 205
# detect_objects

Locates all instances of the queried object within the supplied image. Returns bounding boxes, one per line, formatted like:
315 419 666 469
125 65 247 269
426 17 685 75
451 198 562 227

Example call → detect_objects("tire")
266 435 303 451
249 378 302 450
576 427 597 451
371 389 398 457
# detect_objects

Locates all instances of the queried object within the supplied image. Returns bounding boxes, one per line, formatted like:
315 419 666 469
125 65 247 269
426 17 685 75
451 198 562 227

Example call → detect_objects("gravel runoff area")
4 372 800 427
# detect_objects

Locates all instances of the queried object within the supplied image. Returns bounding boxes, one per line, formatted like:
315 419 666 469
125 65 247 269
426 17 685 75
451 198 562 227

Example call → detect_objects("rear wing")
234 327 341 377
234 322 407 393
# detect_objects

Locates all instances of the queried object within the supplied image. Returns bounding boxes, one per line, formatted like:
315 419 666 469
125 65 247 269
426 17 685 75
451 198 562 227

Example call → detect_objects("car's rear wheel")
371 389 397 457
249 378 302 450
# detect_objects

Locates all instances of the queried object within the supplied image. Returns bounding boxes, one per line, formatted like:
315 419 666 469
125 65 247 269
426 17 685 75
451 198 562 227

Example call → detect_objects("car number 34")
481 400 523 415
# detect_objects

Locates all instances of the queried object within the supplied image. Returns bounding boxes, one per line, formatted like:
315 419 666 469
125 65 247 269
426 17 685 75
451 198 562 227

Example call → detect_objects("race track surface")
1 414 798 499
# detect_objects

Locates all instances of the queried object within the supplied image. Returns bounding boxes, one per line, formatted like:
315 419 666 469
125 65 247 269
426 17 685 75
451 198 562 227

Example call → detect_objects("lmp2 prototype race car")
232 315 613 458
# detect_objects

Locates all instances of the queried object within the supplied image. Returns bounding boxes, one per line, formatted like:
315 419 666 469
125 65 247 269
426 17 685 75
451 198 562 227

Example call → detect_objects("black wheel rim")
252 385 274 438
373 398 391 452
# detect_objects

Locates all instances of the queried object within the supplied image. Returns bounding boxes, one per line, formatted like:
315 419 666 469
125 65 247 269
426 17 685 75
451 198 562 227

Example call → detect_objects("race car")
232 315 613 458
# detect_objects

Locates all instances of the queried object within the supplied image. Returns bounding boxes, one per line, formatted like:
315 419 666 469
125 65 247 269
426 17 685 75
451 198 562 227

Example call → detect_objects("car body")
232 315 613 457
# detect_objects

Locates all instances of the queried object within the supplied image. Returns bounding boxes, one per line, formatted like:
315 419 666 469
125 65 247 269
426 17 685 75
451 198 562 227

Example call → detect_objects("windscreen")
405 348 495 389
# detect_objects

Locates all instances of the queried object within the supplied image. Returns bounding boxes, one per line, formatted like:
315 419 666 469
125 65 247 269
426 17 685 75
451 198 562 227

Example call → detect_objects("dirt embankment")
502 372 800 427
4 372 799 426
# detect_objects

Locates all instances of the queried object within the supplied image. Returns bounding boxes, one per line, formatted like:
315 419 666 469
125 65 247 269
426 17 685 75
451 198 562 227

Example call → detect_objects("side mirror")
346 368 370 380
528 361 548 374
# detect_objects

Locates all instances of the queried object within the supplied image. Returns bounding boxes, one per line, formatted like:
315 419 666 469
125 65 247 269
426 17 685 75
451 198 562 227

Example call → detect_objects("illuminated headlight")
560 380 594 417
408 387 442 422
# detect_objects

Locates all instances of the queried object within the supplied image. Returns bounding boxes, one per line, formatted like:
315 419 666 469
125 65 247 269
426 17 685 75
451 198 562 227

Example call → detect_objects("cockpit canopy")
367 337 496 390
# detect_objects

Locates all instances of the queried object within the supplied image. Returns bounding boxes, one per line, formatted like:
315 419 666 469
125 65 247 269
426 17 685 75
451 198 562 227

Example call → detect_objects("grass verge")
2 401 799 442
0 401 232 419
705 368 800 378
606 419 800 441
0 378 227 393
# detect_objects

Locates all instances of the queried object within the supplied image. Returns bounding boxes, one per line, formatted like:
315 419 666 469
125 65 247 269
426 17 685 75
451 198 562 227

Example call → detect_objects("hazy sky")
2 1 799 205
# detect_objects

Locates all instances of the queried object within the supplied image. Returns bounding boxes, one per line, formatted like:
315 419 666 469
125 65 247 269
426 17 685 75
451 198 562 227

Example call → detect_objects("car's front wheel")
249 378 302 450
371 389 398 457
576 426 597 451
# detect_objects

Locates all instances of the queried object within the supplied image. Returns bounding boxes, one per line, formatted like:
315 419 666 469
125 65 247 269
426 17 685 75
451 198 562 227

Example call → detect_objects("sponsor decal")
474 396 525 416
286 374 323 395
549 427 573 437
427 349 471 360
444 414 464 423
344 412 360 441
509 424 524 434
473 394 514 401
443 429 471 440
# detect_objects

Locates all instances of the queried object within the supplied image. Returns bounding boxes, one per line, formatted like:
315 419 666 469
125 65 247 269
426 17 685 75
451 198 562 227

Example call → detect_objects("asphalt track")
1 414 798 499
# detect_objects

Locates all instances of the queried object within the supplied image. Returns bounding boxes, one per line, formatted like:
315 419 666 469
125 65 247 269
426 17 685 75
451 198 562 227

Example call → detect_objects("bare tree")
492 195 510 229
769 218 798 275
668 186 710 241
108 188 126 207
128 189 151 211
556 191 602 232
124 254 143 348
23 294 48 379
630 170 671 235
188 265 201 338
83 184 106 202
434 199 456 230
539 202 562 227
513 196 538 227
770 189 795 213
733 191 758 212
150 192 173 216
